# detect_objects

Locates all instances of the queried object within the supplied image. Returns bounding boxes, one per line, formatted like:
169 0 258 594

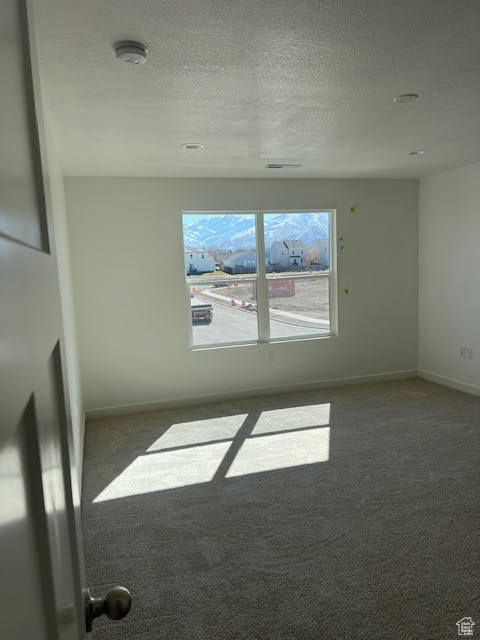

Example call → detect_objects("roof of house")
224 250 257 264
272 239 305 250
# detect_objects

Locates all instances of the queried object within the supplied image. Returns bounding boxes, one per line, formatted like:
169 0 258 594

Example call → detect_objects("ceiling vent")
265 163 303 169
393 93 419 103
182 143 205 150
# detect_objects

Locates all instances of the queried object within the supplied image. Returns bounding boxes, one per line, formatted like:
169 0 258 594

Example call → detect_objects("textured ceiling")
34 0 480 178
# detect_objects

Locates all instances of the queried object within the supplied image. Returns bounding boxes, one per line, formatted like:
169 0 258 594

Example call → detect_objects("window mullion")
329 210 338 336
255 212 270 342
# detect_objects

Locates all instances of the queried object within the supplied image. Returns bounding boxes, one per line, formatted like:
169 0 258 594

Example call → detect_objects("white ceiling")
34 0 480 178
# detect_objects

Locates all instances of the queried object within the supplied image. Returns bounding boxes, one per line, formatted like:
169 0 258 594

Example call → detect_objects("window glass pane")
183 213 257 281
189 281 258 346
268 277 330 339
264 212 330 274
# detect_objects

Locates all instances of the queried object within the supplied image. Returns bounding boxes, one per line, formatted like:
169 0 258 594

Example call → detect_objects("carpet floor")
82 378 480 639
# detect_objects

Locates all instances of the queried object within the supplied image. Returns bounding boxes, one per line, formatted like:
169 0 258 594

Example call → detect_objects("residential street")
191 296 329 345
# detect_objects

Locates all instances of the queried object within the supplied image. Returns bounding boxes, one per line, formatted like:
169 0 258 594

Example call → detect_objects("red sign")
252 279 295 298
268 279 295 297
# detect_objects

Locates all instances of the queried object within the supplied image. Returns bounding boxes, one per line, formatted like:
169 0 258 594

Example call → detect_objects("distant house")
185 250 215 275
269 239 306 269
223 250 257 274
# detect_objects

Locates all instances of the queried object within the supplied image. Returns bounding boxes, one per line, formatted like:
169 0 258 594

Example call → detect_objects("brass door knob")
84 586 132 632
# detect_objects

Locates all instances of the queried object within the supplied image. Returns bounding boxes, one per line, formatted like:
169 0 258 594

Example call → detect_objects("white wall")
419 162 480 395
43 118 85 488
66 177 418 413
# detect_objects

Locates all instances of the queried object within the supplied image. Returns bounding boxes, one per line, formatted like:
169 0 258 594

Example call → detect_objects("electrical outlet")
268 351 275 363
460 346 473 359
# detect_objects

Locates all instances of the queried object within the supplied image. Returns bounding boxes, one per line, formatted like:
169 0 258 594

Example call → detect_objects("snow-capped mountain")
183 213 328 250
183 215 254 249
265 213 329 246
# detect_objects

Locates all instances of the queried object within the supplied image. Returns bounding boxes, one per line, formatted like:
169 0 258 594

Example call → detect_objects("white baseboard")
418 369 480 397
86 369 418 419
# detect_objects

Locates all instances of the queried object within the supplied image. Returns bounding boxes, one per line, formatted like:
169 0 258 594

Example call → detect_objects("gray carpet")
82 378 480 639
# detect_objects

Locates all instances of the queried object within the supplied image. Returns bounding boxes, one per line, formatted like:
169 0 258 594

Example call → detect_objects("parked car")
191 297 213 323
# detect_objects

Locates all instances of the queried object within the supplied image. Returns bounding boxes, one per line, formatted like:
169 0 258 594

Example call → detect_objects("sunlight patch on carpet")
93 441 231 502
226 427 330 478
147 414 248 451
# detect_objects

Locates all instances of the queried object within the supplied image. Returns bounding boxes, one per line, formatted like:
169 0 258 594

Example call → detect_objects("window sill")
189 333 337 352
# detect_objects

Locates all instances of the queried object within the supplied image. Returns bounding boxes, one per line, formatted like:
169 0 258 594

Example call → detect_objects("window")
183 210 336 348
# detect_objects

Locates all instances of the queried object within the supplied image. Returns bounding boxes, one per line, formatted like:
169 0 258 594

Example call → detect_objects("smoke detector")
115 41 148 65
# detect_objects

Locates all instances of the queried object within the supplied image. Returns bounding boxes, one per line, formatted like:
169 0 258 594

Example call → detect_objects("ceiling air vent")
265 163 303 169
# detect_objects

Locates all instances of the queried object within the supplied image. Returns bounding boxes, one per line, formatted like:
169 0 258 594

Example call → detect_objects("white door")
0 2 130 638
